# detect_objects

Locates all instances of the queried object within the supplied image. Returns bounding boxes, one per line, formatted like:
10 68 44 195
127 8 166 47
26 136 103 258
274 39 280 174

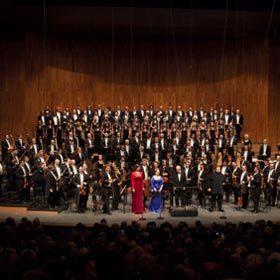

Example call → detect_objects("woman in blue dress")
149 169 164 213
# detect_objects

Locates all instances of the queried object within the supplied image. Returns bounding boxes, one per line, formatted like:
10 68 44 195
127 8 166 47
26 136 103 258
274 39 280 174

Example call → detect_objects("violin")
237 195 243 208
80 184 86 196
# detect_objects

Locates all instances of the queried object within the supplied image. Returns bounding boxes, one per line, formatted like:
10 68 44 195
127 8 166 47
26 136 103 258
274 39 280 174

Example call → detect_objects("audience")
0 217 280 279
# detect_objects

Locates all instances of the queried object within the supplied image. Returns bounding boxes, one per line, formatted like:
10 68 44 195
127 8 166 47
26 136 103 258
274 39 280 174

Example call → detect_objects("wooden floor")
0 194 279 227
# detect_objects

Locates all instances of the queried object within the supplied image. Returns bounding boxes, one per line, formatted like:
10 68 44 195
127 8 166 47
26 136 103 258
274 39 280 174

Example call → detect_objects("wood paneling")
0 32 275 148
268 43 280 154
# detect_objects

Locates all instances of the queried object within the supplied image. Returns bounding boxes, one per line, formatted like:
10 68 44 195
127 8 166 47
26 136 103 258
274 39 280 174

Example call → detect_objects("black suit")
101 171 115 213
234 114 243 140
209 172 225 210
239 171 249 208
75 152 86 168
172 172 186 207
74 172 89 212
196 169 208 207
259 144 271 159
2 139 11 161
266 169 277 206
15 165 28 202
249 172 261 212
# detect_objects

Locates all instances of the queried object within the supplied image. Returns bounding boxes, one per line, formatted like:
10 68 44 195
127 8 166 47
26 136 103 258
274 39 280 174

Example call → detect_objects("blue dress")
149 175 164 213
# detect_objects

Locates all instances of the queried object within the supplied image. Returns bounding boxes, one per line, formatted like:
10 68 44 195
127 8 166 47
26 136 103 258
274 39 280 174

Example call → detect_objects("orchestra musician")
0 160 4 196
111 162 121 211
140 158 151 208
196 163 208 208
248 166 261 213
231 161 241 204
44 163 57 208
220 159 232 202
101 164 115 215
15 134 27 157
23 155 32 202
239 165 249 209
259 139 271 160
15 160 28 204
2 134 14 161
66 139 76 159
74 166 89 213
266 162 277 206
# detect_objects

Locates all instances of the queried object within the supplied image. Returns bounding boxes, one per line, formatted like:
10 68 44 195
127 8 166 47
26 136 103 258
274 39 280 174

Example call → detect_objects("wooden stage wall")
0 32 278 150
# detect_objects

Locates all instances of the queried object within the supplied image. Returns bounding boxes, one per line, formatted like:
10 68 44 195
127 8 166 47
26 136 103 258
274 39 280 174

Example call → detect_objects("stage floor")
0 195 279 227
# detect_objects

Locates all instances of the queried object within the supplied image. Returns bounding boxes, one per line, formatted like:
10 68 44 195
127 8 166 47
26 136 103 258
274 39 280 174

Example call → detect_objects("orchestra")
1 104 279 214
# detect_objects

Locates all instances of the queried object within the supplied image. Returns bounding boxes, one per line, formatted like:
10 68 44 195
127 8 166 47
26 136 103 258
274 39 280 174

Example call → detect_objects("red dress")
131 171 145 213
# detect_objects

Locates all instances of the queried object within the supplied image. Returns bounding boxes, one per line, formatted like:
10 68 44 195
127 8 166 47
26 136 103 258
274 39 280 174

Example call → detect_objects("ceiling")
0 0 280 40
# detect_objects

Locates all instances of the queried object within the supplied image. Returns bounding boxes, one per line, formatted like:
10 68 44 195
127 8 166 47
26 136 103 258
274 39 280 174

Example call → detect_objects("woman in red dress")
131 164 145 213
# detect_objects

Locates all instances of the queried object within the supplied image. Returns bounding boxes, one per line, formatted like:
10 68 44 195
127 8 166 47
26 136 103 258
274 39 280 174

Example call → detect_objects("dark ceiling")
1 0 280 40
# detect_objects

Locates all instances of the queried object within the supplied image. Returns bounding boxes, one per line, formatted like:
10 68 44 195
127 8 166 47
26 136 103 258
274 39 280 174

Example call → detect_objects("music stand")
120 184 128 214
156 191 164 219
139 212 146 221
157 210 164 220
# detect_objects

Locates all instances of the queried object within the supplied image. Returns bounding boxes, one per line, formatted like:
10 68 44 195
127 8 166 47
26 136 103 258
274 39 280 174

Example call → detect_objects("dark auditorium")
1 1 280 279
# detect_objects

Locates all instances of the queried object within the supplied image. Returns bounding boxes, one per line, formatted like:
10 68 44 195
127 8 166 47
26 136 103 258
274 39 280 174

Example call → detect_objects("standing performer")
266 162 277 206
15 160 28 204
209 166 225 212
197 163 208 208
172 165 186 207
248 166 261 213
232 161 241 204
239 165 249 209
131 164 145 213
112 162 121 211
149 169 164 213
74 166 89 213
0 160 4 197
101 164 114 215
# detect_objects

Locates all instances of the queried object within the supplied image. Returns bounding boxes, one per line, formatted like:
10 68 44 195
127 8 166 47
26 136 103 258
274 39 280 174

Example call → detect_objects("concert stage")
0 195 279 227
